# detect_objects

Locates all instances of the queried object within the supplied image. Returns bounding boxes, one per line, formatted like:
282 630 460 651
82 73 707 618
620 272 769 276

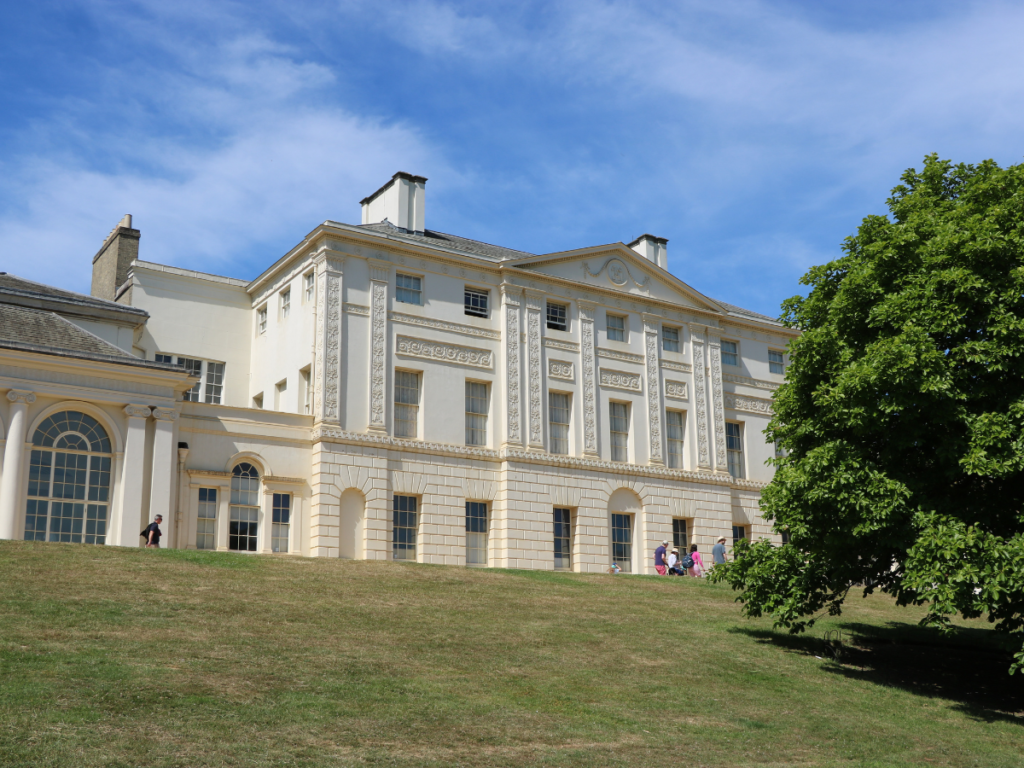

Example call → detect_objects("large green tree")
711 155 1024 672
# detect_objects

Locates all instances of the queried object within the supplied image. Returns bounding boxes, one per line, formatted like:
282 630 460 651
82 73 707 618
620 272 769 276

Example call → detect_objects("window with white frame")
663 326 680 353
280 290 290 319
272 493 290 553
609 402 629 462
466 501 488 565
179 357 203 402
205 362 224 404
392 494 418 561
160 355 224 404
465 381 488 446
553 507 571 570
606 314 626 342
546 302 567 332
548 392 570 455
721 340 739 366
229 463 260 552
611 513 632 573
394 371 420 438
464 287 489 318
300 366 311 415
726 421 744 478
769 349 785 375
304 271 315 303
396 273 422 305
258 307 267 334
196 488 217 550
666 410 685 469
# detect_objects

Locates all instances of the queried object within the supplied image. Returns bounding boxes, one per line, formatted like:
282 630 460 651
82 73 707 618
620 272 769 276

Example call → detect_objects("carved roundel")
607 259 628 286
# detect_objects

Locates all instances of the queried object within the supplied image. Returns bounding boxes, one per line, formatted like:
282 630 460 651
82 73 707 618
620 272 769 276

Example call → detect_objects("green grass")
0 541 1021 767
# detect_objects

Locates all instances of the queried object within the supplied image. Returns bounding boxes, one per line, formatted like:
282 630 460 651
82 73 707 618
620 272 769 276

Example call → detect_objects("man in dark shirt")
654 540 668 575
143 515 163 548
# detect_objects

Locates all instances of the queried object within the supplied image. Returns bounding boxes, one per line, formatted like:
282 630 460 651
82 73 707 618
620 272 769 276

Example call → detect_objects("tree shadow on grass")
731 623 1024 725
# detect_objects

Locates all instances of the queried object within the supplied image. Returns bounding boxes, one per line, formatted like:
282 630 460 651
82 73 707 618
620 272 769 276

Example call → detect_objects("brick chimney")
91 215 140 301
628 234 668 270
360 172 426 234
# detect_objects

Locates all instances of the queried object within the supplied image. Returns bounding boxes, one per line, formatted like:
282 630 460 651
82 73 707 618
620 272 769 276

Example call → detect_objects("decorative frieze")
344 303 369 316
660 359 693 373
395 336 493 369
597 348 644 365
578 300 598 456
708 331 728 472
526 298 544 449
542 338 580 353
690 325 711 469
724 393 774 415
313 253 344 424
502 285 522 447
722 373 780 391
665 380 688 400
599 368 642 392
367 261 389 433
643 315 663 465
548 360 574 381
389 311 500 339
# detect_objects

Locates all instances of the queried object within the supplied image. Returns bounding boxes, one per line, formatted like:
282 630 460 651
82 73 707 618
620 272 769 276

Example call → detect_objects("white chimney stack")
628 234 668 270
360 172 427 234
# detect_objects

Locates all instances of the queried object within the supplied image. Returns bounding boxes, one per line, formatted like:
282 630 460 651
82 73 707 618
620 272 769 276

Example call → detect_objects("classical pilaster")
524 290 545 451
0 390 35 540
500 284 522 448
148 407 177 541
642 314 664 466
689 325 712 470
313 251 345 424
115 405 151 546
260 488 275 554
707 328 729 474
367 259 389 434
578 301 599 457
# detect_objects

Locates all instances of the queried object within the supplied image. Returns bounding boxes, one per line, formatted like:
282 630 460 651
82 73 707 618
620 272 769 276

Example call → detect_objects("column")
500 283 522 449
148 407 177 542
577 301 599 457
260 488 274 554
115 405 150 546
367 259 389 434
642 313 664 466
0 390 35 540
689 325 712 470
216 480 231 551
173 445 190 549
707 329 729 474
524 290 545 451
312 251 345 424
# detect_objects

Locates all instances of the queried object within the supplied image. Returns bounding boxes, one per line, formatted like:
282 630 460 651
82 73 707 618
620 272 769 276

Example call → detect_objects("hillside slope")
0 541 1021 767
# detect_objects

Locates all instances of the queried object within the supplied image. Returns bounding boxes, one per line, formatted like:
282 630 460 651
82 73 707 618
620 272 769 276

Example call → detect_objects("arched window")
25 411 112 544
229 462 260 552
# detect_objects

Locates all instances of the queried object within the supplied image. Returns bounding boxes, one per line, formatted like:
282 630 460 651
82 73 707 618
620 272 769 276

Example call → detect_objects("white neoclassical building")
0 173 796 573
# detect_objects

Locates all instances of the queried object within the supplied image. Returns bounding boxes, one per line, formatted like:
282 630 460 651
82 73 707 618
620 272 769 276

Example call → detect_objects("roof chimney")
360 172 427 234
91 215 140 301
628 234 668 270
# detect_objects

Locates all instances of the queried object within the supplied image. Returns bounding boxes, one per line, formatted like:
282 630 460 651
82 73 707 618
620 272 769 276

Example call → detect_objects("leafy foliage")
709 155 1024 672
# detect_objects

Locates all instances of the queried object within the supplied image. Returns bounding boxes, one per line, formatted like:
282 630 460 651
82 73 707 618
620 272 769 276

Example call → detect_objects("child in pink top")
687 544 706 577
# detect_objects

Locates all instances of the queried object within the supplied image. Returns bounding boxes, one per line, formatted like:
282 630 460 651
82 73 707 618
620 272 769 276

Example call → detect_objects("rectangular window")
666 410 685 469
609 402 629 462
258 307 267 334
304 271 315 303
466 501 488 566
769 349 785 375
465 381 488 446
300 366 311 415
464 287 489 318
274 379 287 411
229 507 258 552
673 518 689 553
205 362 225 404
606 314 626 342
548 392 570 455
726 422 744 479
662 326 680 353
272 493 291 553
394 371 420 438
721 340 738 366
155 353 173 364
179 357 203 402
396 273 422 305
281 290 291 319
733 525 748 544
553 507 572 570
611 513 632 573
197 488 217 550
392 494 418 561
546 302 567 332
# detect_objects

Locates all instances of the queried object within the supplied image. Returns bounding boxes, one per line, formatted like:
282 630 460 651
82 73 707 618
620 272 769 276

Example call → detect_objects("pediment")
509 244 722 313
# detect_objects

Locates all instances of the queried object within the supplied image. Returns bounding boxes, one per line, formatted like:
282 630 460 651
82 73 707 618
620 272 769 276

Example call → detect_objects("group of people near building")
652 535 731 577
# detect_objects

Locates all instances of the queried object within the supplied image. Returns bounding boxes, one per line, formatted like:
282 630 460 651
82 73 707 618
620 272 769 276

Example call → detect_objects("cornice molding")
596 347 644 365
344 303 370 316
722 373 780 391
660 359 692 373
542 338 579 353
389 311 500 340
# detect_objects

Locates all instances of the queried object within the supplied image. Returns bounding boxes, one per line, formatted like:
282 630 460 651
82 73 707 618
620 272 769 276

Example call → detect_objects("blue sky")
1 0 1023 317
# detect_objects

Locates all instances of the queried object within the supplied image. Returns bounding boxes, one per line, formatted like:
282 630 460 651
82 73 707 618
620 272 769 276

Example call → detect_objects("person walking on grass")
667 548 679 575
654 540 668 575
687 544 706 577
142 515 163 548
712 535 728 566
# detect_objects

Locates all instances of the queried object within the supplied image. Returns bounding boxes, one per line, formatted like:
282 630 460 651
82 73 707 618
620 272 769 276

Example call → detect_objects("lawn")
0 541 1021 767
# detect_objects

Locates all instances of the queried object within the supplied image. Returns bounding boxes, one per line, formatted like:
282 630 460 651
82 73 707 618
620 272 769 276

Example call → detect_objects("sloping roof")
0 304 183 371
356 222 535 262
0 272 148 323
711 299 780 325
